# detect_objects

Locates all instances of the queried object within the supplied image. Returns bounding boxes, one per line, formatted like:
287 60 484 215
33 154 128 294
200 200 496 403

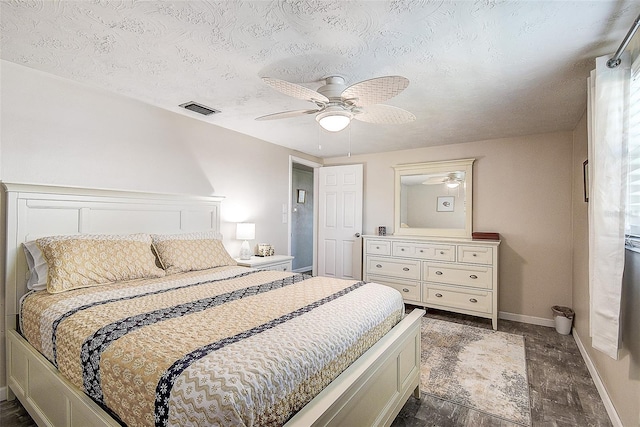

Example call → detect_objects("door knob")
355 233 361 237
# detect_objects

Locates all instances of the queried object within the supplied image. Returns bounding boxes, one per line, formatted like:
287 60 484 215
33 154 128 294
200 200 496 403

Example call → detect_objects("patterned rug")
421 318 532 426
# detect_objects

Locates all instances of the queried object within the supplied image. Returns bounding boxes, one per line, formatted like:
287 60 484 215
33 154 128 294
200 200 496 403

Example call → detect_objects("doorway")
289 156 321 274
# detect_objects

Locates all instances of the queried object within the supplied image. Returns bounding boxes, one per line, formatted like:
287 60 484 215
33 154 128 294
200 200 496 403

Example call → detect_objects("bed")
3 183 424 427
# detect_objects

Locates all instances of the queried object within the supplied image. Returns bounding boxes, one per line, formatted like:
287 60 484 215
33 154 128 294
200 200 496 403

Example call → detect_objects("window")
627 55 640 244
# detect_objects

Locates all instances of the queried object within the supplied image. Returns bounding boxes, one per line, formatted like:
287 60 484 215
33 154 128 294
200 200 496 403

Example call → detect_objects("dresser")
363 235 500 329
235 255 294 271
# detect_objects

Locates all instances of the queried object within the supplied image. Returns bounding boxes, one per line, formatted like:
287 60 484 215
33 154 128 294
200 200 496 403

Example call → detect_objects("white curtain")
587 53 630 360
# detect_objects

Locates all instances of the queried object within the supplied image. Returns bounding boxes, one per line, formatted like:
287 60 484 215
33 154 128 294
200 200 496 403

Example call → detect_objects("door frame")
288 155 322 274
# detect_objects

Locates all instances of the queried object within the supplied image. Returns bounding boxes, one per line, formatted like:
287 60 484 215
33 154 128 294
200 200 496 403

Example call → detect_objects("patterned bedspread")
20 266 404 427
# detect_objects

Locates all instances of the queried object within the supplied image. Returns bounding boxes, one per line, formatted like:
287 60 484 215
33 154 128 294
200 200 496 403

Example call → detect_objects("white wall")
572 105 640 427
0 61 321 389
404 183 466 229
324 131 574 323
567 34 640 426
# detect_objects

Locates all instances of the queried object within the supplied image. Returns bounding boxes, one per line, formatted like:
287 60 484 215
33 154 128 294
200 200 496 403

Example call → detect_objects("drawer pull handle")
440 251 445 255
435 271 443 275
401 248 405 251
402 267 410 271
376 246 380 249
419 250 424 253
402 288 409 293
435 293 443 298
472 253 477 257
376 264 382 268
469 274 478 279
469 298 478 303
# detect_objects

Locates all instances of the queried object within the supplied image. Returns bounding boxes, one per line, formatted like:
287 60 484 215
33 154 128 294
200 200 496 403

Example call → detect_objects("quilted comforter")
20 266 404 427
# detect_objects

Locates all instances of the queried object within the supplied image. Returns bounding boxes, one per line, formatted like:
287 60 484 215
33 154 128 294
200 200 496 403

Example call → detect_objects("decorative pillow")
151 231 236 274
36 234 166 294
23 240 48 291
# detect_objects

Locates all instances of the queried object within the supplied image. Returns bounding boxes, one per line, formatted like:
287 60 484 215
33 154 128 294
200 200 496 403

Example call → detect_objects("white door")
317 164 363 279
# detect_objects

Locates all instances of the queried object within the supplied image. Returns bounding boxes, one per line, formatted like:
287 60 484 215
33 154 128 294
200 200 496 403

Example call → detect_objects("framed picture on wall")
437 196 455 212
297 189 306 204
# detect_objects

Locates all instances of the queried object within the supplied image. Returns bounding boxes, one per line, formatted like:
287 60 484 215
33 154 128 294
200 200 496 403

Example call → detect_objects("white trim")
498 311 555 328
293 265 313 273
572 328 622 427
0 386 7 401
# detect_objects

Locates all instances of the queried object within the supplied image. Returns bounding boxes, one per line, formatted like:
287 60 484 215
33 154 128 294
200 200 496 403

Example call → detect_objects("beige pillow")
37 234 165 294
151 232 236 274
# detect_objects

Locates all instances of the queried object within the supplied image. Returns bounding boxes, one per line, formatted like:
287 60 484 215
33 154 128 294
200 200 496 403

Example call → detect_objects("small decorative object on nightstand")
235 255 294 272
257 243 275 257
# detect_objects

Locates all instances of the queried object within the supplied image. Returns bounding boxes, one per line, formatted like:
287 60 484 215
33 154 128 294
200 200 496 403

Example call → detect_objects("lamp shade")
316 107 352 132
236 223 255 240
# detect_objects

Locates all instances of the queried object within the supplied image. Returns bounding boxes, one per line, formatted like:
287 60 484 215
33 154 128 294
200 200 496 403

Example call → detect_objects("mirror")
393 159 474 238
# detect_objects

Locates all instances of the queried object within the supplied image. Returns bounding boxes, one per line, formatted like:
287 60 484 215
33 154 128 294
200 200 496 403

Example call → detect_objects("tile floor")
392 307 612 427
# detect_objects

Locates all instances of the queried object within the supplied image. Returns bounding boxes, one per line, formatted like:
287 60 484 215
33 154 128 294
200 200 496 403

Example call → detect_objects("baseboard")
0 385 7 401
498 311 555 328
293 265 312 273
572 328 622 427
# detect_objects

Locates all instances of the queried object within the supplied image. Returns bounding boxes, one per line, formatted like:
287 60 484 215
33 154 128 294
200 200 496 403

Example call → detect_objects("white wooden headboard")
3 183 224 331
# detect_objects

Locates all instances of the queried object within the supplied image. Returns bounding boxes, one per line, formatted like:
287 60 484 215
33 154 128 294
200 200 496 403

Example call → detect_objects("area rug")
421 318 532 426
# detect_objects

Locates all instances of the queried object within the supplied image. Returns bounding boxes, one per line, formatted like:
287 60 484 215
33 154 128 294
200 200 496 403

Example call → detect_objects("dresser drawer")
424 263 492 289
423 284 492 314
392 242 456 261
366 240 392 256
367 257 421 280
458 245 493 265
367 274 421 301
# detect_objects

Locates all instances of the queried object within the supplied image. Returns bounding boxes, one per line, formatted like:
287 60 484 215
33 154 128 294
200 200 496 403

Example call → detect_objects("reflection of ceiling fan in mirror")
255 75 415 132
422 172 465 188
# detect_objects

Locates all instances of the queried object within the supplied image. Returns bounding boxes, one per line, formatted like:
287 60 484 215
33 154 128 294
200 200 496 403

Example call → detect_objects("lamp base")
239 240 253 260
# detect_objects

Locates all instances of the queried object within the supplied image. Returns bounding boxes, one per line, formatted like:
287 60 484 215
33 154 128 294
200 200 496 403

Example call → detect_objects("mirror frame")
393 158 475 238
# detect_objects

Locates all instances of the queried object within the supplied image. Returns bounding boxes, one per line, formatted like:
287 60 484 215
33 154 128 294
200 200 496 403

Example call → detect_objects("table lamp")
236 223 255 260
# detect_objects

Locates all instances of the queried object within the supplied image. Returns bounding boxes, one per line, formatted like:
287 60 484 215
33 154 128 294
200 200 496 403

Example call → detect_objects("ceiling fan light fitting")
444 174 462 188
316 109 353 132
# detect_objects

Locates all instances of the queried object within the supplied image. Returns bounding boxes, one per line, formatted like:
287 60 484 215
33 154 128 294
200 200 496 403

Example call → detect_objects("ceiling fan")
255 75 415 132
421 172 465 188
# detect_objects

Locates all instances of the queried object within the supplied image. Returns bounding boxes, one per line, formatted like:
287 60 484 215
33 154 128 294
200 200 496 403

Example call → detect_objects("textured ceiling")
2 1 639 158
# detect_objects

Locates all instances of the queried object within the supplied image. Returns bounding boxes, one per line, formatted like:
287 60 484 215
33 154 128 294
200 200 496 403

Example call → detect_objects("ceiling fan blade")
262 77 329 104
255 109 320 121
342 76 409 106
422 176 448 184
354 104 416 124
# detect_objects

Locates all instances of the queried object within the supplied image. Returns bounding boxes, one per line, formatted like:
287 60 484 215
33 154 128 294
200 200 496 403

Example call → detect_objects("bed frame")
3 183 424 427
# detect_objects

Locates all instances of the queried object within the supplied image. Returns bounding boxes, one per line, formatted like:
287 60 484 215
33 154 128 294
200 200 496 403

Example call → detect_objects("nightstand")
235 255 294 272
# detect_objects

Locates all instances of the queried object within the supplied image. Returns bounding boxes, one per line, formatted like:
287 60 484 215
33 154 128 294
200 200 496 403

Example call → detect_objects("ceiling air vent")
179 101 220 116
